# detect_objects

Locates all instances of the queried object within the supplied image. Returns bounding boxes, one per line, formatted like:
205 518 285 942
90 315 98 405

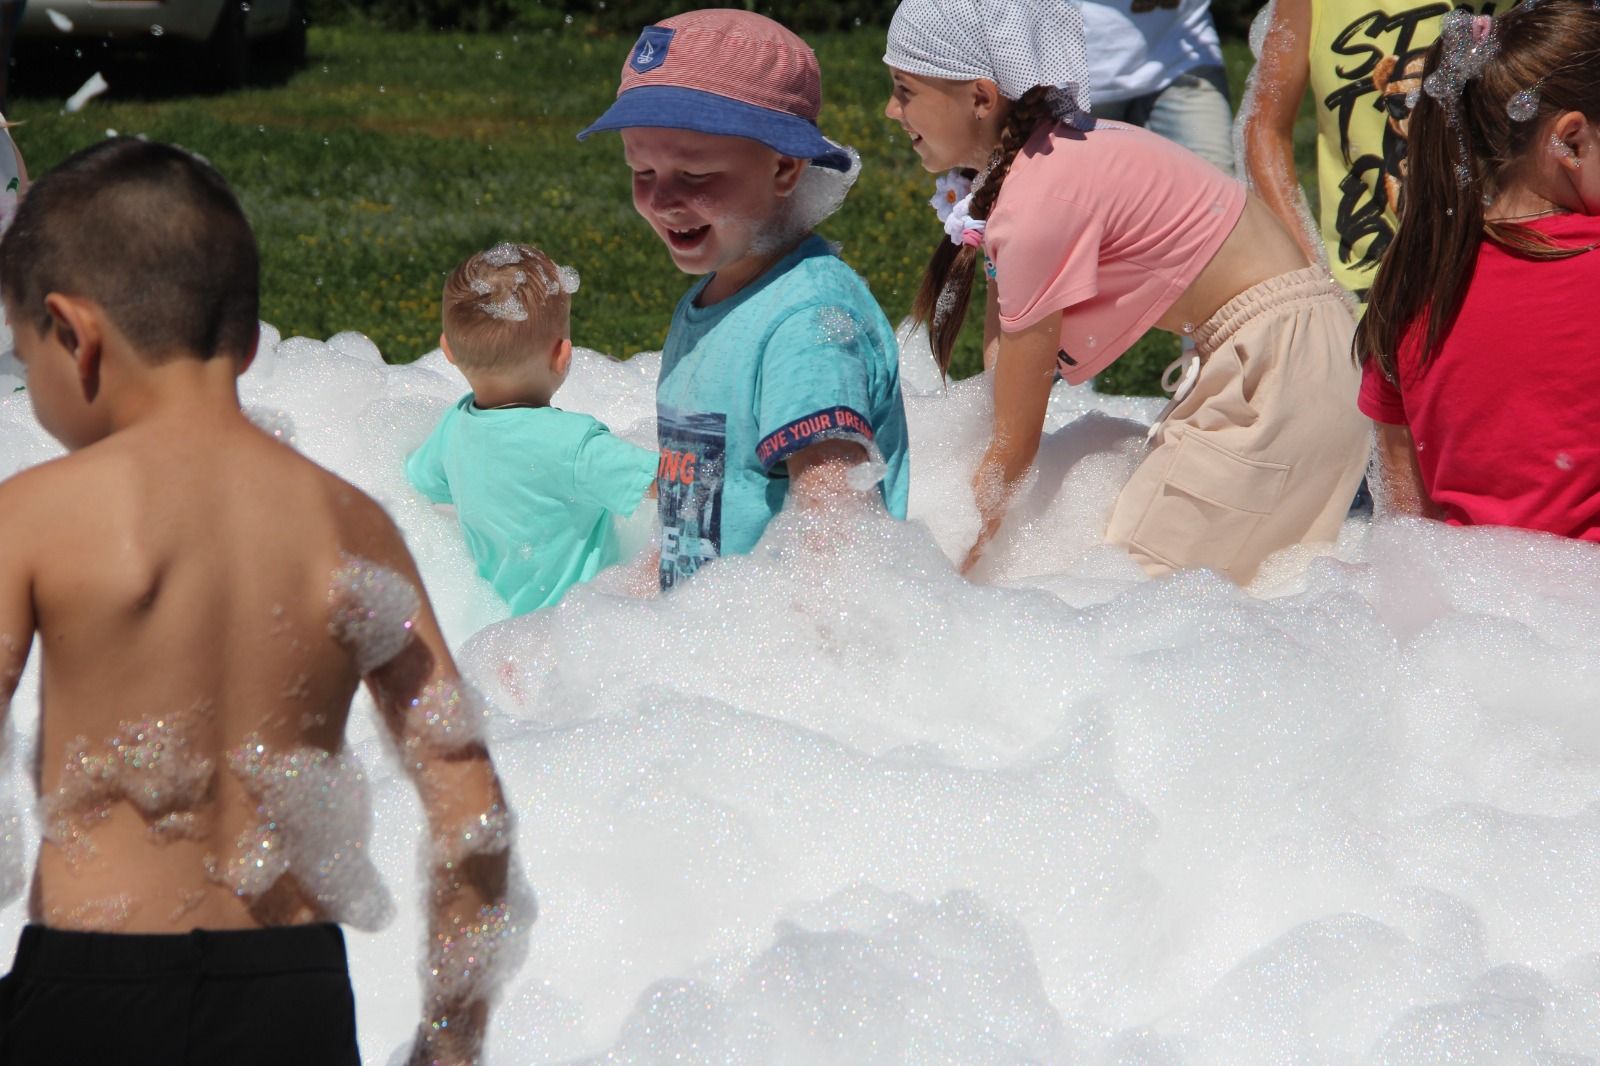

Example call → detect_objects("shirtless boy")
0 139 520 1066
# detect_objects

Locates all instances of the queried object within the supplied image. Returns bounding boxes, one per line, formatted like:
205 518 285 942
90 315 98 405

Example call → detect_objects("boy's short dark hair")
0 138 259 362
441 242 570 371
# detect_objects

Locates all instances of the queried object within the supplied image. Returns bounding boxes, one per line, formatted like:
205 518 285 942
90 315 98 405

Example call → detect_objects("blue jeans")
1093 65 1235 177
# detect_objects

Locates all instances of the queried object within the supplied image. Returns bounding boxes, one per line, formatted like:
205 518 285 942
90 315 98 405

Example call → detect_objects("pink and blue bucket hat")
578 9 853 171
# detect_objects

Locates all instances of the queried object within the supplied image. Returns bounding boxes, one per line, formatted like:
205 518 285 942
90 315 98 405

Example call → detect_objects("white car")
19 0 306 87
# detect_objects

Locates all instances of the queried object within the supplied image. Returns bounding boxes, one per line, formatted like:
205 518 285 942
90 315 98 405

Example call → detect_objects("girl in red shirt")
1357 0 1600 540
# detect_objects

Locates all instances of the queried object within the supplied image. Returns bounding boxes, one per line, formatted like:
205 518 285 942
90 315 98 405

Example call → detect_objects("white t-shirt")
0 122 22 380
1081 0 1225 104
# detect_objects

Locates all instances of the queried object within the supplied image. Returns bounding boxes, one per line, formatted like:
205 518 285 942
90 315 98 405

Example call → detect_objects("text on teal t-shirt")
406 398 658 613
655 235 911 589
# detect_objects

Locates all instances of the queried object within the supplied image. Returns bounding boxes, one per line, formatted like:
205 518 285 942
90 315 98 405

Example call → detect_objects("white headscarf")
884 0 1093 120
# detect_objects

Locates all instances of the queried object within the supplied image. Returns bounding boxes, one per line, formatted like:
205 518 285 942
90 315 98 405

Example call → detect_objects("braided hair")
910 86 1057 377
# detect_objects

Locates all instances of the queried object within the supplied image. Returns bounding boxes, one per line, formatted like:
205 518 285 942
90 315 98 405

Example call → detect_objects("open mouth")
667 225 710 251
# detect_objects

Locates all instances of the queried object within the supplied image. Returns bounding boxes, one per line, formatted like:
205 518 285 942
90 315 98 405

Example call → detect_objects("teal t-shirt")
656 235 910 589
406 398 658 614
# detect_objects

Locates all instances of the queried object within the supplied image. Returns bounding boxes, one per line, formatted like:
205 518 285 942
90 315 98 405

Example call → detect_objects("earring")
1549 134 1581 166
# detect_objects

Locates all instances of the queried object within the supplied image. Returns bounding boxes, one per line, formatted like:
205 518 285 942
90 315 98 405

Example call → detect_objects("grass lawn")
10 27 1316 391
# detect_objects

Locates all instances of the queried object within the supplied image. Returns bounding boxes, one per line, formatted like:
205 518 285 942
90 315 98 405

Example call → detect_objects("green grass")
10 28 1316 391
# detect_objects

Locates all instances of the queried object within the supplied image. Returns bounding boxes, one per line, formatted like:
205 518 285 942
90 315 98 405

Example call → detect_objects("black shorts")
0 923 362 1066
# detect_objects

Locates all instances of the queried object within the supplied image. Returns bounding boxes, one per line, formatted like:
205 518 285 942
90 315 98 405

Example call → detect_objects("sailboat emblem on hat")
630 26 673 73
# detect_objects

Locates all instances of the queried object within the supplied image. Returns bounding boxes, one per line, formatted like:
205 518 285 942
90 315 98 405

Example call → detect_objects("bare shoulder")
0 449 109 549
215 420 411 567
314 466 422 579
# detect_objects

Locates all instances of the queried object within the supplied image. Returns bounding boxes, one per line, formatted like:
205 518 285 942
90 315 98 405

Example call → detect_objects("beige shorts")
1105 267 1370 584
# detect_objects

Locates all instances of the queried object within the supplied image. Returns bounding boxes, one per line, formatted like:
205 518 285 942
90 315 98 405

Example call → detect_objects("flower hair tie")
930 169 986 248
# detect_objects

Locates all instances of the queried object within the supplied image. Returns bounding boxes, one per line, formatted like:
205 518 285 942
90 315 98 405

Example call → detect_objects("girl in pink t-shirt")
884 0 1371 584
1355 0 1600 541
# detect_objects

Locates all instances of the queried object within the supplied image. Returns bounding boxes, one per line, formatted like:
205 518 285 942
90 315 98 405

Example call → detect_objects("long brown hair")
910 86 1056 376
1357 0 1600 383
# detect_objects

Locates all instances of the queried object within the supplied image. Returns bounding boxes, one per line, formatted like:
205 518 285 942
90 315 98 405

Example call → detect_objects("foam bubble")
480 294 528 322
223 734 394 931
482 243 523 268
45 707 216 869
0 721 23 908
1 324 1598 1065
329 555 421 676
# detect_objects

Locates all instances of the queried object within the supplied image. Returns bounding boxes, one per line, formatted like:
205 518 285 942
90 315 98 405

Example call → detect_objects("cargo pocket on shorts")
1127 431 1289 575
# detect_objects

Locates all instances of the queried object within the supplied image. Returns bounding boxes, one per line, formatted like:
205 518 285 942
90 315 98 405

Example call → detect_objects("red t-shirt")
1358 213 1600 540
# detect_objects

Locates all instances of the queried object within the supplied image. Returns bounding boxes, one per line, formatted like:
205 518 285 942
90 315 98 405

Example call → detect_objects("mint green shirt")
406 397 658 614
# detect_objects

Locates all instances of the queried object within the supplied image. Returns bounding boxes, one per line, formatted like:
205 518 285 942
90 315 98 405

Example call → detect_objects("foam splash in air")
0 323 1596 1064
63 71 109 115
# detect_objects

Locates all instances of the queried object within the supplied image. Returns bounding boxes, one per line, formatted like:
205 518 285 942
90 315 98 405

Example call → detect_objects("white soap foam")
1 326 1598 1065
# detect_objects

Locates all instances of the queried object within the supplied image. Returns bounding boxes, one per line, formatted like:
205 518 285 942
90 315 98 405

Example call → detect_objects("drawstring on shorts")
1147 352 1200 441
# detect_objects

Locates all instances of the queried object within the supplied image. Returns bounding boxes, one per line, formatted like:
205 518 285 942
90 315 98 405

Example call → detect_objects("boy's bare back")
1 393 432 928
0 402 440 933
0 136 517 1065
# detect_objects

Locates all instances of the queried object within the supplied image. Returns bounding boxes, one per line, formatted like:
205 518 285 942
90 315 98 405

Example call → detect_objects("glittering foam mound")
329 553 421 676
45 708 217 871
4 324 1600 1065
223 734 395 931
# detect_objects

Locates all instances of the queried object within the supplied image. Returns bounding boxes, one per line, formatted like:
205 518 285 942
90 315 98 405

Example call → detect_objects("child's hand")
959 452 1014 579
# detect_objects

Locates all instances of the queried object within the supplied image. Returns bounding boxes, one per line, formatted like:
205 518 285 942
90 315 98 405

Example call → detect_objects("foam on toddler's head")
441 242 573 371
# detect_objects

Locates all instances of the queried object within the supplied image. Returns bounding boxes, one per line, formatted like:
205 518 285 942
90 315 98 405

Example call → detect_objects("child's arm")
571 424 658 516
1373 422 1440 519
1241 0 1323 265
754 304 893 509
961 315 1061 574
572 428 660 595
405 421 455 505
0 482 34 718
982 284 1002 373
785 438 871 508
345 505 519 1066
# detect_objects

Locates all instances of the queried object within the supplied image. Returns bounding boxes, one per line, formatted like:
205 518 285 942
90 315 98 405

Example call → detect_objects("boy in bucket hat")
580 9 910 591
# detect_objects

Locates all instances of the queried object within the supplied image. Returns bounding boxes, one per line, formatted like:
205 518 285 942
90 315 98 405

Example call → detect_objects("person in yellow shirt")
1242 0 1505 302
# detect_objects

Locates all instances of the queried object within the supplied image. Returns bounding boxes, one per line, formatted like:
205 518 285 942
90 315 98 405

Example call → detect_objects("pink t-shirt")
1358 213 1600 541
983 120 1246 384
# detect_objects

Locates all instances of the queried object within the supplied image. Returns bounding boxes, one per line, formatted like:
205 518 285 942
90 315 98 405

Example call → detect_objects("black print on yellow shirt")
1323 2 1500 290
